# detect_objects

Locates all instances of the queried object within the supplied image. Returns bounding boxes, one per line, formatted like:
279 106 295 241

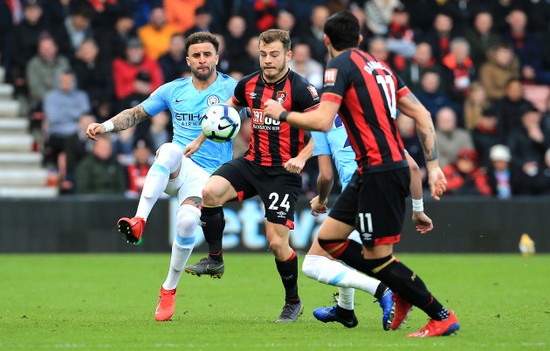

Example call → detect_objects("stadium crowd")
1 0 550 197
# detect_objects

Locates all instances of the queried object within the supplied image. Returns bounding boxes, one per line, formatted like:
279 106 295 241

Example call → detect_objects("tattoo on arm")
111 105 151 132
405 92 421 104
418 127 439 161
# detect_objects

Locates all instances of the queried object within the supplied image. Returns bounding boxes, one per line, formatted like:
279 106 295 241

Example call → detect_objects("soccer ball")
200 104 241 143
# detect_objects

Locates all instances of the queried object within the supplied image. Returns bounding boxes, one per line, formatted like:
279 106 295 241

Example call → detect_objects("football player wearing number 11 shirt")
264 11 460 337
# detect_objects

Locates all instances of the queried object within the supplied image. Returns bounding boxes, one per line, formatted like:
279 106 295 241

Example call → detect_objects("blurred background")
0 0 548 254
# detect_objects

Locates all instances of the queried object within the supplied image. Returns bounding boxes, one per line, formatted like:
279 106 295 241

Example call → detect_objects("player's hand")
412 211 433 234
264 99 285 119
284 157 306 174
428 166 446 200
86 122 106 141
310 195 328 216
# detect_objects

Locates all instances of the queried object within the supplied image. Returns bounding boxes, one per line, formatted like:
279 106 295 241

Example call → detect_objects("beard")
262 63 287 81
191 64 215 81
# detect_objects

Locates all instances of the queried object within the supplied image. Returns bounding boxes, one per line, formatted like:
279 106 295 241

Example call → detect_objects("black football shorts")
212 157 301 228
329 167 410 247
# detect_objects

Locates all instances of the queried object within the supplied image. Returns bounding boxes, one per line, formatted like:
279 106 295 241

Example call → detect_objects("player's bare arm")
310 154 334 216
405 153 434 234
86 104 151 141
264 99 338 132
285 138 313 174
397 93 447 199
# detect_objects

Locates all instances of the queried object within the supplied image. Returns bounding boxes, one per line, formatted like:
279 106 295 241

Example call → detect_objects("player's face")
259 40 291 83
187 42 219 81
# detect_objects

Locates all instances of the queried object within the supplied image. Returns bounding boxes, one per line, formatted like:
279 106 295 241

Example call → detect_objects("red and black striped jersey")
321 50 411 174
232 69 320 168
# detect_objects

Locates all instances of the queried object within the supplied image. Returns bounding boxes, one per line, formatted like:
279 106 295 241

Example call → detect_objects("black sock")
201 206 224 263
275 252 299 302
335 305 354 319
371 256 449 321
374 283 389 300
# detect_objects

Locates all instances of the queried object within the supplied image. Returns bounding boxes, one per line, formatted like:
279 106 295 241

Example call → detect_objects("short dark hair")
259 29 291 52
185 32 219 53
324 10 360 51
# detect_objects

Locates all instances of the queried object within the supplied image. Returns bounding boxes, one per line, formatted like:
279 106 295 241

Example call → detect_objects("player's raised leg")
184 175 237 278
118 143 183 244
303 232 394 330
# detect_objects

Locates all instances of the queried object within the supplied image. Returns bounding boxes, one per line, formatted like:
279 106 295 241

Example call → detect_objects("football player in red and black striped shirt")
184 29 320 322
265 11 460 337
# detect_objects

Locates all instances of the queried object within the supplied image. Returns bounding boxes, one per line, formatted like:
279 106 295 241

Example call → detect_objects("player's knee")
176 204 201 237
202 185 222 207
156 143 182 174
301 255 320 279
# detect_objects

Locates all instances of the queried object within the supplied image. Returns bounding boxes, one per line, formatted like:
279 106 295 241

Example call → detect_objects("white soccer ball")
200 104 241 143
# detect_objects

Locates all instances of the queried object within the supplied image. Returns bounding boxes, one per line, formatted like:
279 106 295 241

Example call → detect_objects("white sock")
136 144 182 220
162 205 201 290
302 255 380 296
337 287 355 310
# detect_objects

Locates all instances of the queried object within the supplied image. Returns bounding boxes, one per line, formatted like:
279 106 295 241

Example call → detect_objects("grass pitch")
0 253 548 350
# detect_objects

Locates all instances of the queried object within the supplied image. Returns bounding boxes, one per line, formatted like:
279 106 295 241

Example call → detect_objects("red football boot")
117 217 145 245
390 293 413 330
406 309 460 337
155 286 177 321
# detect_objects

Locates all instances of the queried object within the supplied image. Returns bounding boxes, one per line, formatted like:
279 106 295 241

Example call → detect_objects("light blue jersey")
311 115 356 190
141 72 238 174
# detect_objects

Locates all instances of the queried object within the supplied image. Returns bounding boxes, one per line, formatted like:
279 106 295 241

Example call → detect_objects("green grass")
0 253 548 350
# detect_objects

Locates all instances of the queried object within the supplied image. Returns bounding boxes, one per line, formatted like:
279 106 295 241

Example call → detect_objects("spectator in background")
472 106 500 169
41 0 76 26
440 0 487 34
463 82 490 130
229 36 260 77
422 11 458 62
148 110 171 152
487 144 516 198
73 38 113 117
112 37 162 101
479 43 520 101
508 105 550 194
363 0 399 37
158 34 189 82
497 78 534 143
397 113 426 172
442 148 492 196
125 139 153 197
43 69 91 168
96 11 136 62
386 3 416 71
401 41 443 93
60 113 96 194
441 37 475 105
117 71 154 141
224 15 251 72
26 35 71 112
213 33 230 73
301 5 329 64
275 10 297 39
76 135 126 194
367 37 389 63
414 69 454 122
11 1 49 93
288 42 323 92
464 11 501 71
184 6 212 37
51 5 94 63
164 0 204 34
488 0 516 33
435 106 474 167
253 0 277 32
401 0 439 36
138 6 179 61
502 9 541 83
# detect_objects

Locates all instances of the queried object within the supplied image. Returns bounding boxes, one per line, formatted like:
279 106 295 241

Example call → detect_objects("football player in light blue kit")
85 32 237 321
301 115 434 330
